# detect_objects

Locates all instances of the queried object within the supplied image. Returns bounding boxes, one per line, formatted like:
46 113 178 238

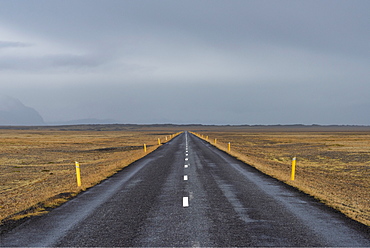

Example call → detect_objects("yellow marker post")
206 136 208 140
291 157 296 180
143 144 147 153
75 161 81 187
158 138 161 145
214 138 217 144
228 142 231 151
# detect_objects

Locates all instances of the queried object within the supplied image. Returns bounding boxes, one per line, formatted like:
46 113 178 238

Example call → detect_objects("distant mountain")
49 118 118 125
0 95 44 125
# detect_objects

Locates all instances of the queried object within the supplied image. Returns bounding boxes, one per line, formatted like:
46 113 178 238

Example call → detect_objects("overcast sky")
1 0 369 125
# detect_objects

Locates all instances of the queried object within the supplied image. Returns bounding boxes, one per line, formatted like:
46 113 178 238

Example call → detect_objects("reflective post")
75 161 81 187
291 157 296 180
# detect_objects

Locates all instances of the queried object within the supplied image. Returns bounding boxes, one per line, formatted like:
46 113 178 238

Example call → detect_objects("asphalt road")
1 132 369 247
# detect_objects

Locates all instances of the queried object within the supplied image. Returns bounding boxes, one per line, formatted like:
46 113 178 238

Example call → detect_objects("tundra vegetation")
0 125 181 227
194 125 370 226
0 125 369 228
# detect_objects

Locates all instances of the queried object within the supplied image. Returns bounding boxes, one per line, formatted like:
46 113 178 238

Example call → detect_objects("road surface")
1 132 369 247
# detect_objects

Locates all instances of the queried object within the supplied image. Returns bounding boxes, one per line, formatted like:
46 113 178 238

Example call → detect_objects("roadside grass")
0 128 180 225
2 125 369 228
193 129 370 226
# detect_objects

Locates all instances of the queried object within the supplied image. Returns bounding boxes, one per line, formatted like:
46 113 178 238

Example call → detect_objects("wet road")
1 132 369 247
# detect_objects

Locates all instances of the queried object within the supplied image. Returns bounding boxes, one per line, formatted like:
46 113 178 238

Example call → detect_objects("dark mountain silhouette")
0 95 44 125
50 118 118 125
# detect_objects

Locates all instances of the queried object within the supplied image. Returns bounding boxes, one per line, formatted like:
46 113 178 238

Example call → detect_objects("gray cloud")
0 0 369 125
6 79 369 125
0 41 31 48
0 54 100 72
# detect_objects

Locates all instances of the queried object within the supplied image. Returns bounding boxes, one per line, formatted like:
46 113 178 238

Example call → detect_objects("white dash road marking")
184 164 188 168
183 197 189 207
185 158 188 161
184 175 188 181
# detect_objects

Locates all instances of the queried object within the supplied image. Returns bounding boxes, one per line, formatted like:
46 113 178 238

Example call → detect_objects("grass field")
0 125 181 224
192 126 370 226
1 124 369 228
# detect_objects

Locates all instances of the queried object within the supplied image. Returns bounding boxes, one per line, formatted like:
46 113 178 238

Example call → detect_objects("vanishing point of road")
1 132 369 247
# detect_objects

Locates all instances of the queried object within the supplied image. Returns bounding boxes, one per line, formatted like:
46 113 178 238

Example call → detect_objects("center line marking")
183 197 189 207
184 175 188 180
185 158 188 161
184 164 188 168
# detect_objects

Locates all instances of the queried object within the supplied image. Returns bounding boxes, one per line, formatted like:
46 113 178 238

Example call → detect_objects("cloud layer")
1 0 369 124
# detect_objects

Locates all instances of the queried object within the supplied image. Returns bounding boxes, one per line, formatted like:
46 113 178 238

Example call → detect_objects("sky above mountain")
1 0 369 125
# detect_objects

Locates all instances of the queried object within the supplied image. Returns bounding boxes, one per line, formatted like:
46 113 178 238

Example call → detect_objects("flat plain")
193 125 370 226
0 125 181 224
1 124 369 228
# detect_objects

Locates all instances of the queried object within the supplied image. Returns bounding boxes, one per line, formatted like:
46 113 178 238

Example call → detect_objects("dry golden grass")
192 127 370 226
0 126 180 224
2 124 369 228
